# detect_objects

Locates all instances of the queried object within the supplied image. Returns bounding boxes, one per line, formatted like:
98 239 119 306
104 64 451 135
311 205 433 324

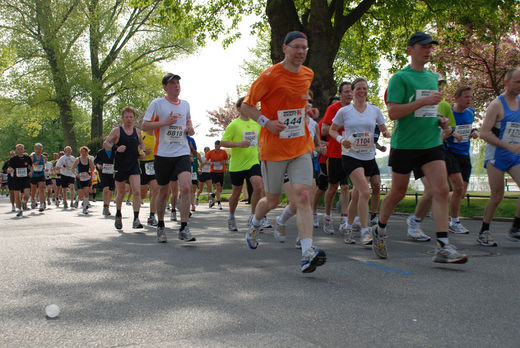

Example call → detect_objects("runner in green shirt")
220 97 265 232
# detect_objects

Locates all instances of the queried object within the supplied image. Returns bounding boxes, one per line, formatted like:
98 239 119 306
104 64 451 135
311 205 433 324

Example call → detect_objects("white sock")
279 206 295 224
450 217 459 224
252 216 261 227
301 238 313 254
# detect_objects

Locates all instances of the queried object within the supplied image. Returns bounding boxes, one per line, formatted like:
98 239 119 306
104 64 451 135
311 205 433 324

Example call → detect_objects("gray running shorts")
261 152 313 194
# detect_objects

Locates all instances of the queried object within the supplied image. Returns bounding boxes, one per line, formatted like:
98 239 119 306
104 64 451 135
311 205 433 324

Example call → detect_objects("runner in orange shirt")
205 140 228 210
241 31 326 273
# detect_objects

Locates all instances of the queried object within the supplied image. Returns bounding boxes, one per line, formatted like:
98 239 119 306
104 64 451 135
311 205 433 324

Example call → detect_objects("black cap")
215 140 221 145
284 31 308 45
162 73 181 85
407 32 438 46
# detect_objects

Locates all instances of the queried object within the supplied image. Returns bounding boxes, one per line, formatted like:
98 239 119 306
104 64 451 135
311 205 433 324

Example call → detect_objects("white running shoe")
313 213 319 228
343 224 355 244
432 244 468 263
261 217 272 229
406 216 431 242
273 217 286 243
179 226 196 241
360 228 373 245
448 222 469 234
371 225 387 259
477 230 497 247
369 216 378 227
228 217 238 232
352 220 361 233
170 209 177 221
323 218 334 235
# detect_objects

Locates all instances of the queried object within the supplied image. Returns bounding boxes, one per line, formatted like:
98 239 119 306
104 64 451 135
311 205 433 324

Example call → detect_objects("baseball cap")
162 73 181 85
284 31 308 45
215 140 221 145
407 32 439 46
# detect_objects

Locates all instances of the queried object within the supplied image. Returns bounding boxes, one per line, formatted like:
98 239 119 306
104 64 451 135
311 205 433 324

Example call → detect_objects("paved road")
1 196 519 347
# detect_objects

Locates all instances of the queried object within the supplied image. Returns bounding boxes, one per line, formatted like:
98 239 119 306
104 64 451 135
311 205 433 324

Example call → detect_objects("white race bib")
243 131 258 147
16 167 28 178
213 161 223 171
191 170 197 181
415 90 438 118
344 132 373 154
33 164 44 172
454 124 472 143
278 108 305 139
79 172 91 181
144 162 155 176
503 122 520 145
102 163 114 174
164 125 186 145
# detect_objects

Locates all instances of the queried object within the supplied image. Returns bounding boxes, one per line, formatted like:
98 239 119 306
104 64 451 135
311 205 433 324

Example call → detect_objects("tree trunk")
36 0 77 151
88 0 104 140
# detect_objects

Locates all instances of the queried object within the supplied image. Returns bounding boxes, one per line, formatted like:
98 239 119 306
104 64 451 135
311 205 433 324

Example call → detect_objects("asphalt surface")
1 195 519 347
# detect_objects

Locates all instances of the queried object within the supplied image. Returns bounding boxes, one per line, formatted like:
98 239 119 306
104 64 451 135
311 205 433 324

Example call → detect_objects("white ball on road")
45 304 60 318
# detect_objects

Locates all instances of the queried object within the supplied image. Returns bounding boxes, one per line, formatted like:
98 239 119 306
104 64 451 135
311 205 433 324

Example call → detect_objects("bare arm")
329 123 351 149
240 102 286 134
103 127 120 151
480 99 520 153
72 159 79 176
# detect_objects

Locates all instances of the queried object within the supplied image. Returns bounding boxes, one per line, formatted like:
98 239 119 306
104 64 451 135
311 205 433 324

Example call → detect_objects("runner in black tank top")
103 107 145 230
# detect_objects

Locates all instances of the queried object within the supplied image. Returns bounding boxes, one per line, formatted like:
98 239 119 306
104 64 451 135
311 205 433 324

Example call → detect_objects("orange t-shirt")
244 63 315 161
205 150 228 173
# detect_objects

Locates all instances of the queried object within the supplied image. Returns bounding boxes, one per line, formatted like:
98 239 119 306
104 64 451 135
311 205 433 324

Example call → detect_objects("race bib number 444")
503 122 520 145
415 90 438 118
278 108 305 139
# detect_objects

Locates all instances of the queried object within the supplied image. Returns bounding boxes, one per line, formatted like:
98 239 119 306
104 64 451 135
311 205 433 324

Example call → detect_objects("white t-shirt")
44 162 53 179
332 103 385 161
56 155 76 177
143 96 191 157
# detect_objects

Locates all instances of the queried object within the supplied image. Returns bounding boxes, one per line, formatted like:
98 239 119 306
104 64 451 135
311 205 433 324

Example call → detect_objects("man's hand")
165 112 180 126
452 132 463 142
423 91 443 106
186 125 195 136
238 140 251 148
470 130 479 139
117 145 126 153
266 120 286 134
437 116 450 130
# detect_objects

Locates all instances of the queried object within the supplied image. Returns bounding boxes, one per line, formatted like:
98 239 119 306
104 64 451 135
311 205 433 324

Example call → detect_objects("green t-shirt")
438 100 456 128
387 65 442 150
221 117 261 172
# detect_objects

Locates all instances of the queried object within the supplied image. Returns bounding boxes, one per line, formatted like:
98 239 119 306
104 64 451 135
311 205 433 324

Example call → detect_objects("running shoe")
273 217 286 243
477 230 497 247
22 202 28 210
156 226 167 243
63 201 68 209
343 224 355 244
352 220 361 233
115 216 123 230
16 209 23 217
313 213 319 228
147 216 158 226
170 209 177 221
103 206 111 216
31 201 37 209
39 204 45 212
301 246 327 273
191 205 196 212
133 218 143 229
47 198 51 205
448 222 470 234
82 206 88 215
209 194 216 208
11 206 15 212
406 216 431 242
507 227 520 242
126 200 131 206
369 216 378 227
179 226 196 241
261 217 272 229
432 244 468 264
195 197 199 206
73 199 78 208
371 225 387 259
323 218 334 235
360 228 373 245
55 200 59 207
218 202 222 210
295 238 301 249
245 224 259 249
228 217 238 232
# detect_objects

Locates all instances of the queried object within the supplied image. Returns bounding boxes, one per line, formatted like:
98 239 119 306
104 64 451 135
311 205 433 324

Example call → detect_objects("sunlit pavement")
1 195 519 347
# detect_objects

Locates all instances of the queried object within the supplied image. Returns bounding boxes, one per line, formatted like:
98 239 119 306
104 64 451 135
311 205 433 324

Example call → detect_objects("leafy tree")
206 93 242 137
